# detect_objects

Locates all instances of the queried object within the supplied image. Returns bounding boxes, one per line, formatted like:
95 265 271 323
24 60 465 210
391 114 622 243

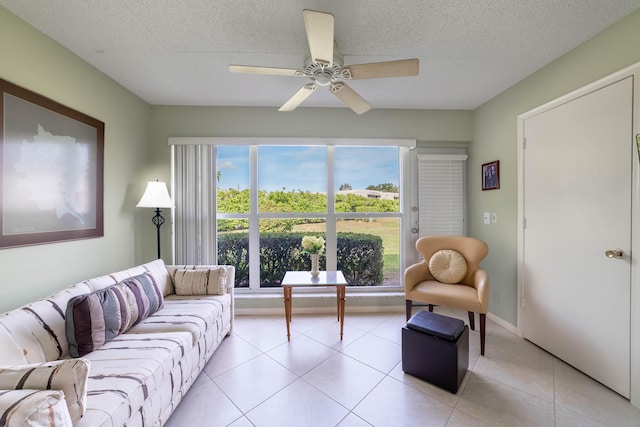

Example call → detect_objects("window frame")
170 137 416 294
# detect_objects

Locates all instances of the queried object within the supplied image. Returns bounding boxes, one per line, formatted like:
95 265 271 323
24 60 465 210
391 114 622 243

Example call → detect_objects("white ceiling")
2 1 640 111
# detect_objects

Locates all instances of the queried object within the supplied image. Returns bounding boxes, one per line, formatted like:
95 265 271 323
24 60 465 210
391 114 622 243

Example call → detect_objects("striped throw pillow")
119 272 164 321
0 359 89 424
174 268 227 295
0 389 72 426
66 272 164 357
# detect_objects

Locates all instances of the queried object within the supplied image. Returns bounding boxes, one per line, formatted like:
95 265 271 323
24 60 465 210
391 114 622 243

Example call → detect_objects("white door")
522 76 633 397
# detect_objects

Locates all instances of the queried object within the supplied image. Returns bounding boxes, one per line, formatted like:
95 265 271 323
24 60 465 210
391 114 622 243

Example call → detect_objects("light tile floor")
165 307 640 426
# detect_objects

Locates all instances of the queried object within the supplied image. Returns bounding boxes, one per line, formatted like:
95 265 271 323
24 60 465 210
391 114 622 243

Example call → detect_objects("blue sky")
216 146 399 193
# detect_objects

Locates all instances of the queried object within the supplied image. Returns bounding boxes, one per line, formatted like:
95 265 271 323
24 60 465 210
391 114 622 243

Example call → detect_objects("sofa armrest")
0 359 89 424
0 389 73 426
224 265 236 294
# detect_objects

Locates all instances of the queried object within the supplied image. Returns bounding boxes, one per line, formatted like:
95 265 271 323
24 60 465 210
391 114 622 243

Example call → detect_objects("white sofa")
0 259 234 426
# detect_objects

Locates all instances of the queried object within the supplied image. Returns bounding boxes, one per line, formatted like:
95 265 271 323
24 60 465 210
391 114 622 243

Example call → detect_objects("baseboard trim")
487 312 517 335
234 291 405 316
234 293 518 336
235 305 404 316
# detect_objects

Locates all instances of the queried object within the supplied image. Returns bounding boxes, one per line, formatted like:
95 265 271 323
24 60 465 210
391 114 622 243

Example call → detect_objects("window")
334 146 401 287
171 138 415 292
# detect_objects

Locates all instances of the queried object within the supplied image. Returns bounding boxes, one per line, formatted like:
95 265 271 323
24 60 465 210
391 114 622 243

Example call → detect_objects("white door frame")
517 61 640 407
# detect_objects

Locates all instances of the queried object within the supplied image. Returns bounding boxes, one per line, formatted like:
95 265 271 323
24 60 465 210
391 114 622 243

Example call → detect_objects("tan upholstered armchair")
404 235 490 355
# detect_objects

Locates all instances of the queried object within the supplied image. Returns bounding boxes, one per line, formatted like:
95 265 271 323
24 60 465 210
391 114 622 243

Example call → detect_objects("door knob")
605 248 624 259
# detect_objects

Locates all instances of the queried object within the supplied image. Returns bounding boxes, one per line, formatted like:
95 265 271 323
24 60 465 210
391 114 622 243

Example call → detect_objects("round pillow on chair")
428 249 468 283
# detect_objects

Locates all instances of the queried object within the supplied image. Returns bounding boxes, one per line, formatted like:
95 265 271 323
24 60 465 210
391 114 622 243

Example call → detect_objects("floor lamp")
137 181 173 259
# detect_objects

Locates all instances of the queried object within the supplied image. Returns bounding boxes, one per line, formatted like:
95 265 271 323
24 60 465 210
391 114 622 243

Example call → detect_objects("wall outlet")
483 212 490 224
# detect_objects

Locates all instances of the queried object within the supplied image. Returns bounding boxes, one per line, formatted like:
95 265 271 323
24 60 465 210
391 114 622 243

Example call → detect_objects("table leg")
338 285 346 340
287 287 292 323
283 286 292 341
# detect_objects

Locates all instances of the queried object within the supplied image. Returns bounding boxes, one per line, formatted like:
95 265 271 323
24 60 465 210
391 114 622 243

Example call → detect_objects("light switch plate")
483 212 490 224
492 213 498 224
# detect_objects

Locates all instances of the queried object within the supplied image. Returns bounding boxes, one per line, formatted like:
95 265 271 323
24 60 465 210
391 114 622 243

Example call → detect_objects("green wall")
469 9 640 325
0 7 152 312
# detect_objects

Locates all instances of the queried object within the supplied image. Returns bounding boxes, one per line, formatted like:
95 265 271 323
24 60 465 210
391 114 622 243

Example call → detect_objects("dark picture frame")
481 160 500 191
0 79 104 248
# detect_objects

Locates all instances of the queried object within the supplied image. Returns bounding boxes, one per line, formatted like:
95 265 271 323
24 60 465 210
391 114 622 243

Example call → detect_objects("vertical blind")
417 153 467 236
173 145 217 264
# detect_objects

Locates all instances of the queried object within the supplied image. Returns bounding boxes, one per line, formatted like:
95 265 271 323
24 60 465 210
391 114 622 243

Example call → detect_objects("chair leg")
405 300 412 321
428 304 434 312
480 313 486 356
468 311 475 330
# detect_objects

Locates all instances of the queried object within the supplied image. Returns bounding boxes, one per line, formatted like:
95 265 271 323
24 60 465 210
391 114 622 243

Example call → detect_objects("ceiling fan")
228 9 419 115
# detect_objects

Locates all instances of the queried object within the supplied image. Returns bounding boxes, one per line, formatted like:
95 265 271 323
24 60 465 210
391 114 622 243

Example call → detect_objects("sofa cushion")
428 249 467 284
79 331 192 427
0 281 94 364
174 268 227 296
0 359 90 424
142 259 174 296
0 389 73 427
128 294 231 346
82 275 119 293
66 273 164 357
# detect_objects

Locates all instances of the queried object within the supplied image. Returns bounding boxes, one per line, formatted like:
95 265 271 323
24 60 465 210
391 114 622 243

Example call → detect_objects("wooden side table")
281 271 348 341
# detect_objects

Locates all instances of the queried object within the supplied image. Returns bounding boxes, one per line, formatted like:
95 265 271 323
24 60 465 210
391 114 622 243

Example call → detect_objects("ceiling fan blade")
303 9 334 65
279 83 318 112
331 82 372 115
229 65 303 77
342 59 419 80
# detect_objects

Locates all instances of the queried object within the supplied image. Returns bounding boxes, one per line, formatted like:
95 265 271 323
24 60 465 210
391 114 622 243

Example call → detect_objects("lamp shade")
136 181 173 208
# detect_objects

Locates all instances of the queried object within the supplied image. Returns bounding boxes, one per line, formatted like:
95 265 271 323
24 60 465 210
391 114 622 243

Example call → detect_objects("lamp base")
152 208 165 259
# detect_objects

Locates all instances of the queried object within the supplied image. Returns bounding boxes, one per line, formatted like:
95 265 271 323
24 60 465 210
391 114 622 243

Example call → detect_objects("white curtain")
172 145 217 264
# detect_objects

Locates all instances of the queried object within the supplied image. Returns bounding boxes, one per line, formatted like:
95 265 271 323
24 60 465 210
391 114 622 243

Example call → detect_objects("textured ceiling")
2 1 640 111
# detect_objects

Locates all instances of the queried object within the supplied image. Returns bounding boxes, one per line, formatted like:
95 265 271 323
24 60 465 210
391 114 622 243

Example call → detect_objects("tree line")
338 183 398 192
217 188 400 232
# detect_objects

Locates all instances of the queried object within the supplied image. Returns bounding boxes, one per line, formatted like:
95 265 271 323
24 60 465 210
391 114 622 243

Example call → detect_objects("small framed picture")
481 160 500 191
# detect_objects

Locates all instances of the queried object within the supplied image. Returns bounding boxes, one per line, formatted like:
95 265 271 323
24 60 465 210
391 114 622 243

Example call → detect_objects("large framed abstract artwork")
0 79 104 248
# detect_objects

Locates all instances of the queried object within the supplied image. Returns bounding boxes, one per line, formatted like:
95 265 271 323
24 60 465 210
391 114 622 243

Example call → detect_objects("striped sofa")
0 259 234 426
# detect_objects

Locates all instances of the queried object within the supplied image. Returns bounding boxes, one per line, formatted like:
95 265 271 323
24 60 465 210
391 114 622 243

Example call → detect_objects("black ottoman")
401 310 469 393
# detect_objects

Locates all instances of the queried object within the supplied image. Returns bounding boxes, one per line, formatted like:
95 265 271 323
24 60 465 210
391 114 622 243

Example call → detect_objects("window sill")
234 291 405 315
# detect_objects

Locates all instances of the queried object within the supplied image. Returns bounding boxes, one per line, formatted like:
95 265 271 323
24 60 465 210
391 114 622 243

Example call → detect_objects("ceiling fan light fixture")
315 71 333 86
